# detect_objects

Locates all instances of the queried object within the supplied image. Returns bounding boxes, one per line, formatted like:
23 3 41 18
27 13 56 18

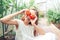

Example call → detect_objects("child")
0 9 56 40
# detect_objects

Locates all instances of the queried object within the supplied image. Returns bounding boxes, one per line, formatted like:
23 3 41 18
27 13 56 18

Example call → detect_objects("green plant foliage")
17 0 35 11
47 9 60 24
0 0 12 18
29 0 35 8
0 0 36 18
0 0 3 18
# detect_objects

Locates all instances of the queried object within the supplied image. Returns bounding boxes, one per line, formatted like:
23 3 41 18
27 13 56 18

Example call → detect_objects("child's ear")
21 18 25 21
21 16 25 21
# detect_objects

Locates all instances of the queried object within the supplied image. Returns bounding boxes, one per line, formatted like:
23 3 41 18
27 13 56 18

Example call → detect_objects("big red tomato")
29 15 35 19
25 10 31 16
25 9 35 19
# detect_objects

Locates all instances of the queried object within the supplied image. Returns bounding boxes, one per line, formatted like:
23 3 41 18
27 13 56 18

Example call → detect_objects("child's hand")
25 9 31 16
30 16 37 26
18 9 28 14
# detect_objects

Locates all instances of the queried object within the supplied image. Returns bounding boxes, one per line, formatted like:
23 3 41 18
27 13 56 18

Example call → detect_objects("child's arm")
0 9 25 25
30 16 45 35
33 24 45 35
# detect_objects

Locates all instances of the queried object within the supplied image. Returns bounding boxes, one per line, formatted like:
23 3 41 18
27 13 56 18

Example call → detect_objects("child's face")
21 10 37 24
21 15 30 24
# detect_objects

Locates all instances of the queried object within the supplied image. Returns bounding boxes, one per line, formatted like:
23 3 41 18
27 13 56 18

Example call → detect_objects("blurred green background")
0 0 60 38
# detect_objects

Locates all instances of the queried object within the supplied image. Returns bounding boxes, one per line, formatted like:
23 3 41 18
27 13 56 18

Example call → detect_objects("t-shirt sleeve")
14 19 23 26
14 19 24 30
14 19 25 30
13 19 22 31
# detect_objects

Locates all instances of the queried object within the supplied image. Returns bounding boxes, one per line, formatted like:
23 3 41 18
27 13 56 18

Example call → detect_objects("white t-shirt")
14 19 56 40
14 19 34 40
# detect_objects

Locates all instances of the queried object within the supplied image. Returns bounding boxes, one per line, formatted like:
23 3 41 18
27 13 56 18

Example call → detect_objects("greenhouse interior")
0 0 60 40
